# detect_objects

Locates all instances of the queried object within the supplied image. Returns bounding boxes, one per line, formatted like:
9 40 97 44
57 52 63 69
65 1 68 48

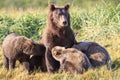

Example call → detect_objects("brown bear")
2 33 46 74
41 4 77 73
29 55 47 72
72 42 112 69
51 46 92 74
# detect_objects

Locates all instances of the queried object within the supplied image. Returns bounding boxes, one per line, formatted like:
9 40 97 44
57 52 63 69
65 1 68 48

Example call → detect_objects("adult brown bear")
2 33 46 74
72 42 112 69
51 46 91 74
41 4 77 73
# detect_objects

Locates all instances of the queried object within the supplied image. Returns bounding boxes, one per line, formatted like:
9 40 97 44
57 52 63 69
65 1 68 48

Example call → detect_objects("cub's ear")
49 4 55 11
23 40 34 55
64 4 70 10
51 47 56 55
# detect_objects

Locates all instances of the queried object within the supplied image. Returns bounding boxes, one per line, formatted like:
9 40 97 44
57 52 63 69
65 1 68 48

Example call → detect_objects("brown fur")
29 55 47 72
2 33 46 73
73 42 112 69
41 4 77 73
51 46 91 74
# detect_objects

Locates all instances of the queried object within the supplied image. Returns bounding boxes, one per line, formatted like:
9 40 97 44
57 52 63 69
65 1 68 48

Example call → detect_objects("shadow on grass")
0 62 3 68
112 57 120 71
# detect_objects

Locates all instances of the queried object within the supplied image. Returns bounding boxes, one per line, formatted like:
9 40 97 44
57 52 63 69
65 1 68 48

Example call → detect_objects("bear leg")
9 59 16 69
3 55 9 70
22 61 30 74
45 48 60 73
19 59 30 74
40 56 47 72
59 65 64 73
19 55 30 74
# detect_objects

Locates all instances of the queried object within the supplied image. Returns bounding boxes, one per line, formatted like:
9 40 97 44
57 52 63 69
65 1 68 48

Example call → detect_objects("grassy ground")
0 40 120 80
0 3 120 80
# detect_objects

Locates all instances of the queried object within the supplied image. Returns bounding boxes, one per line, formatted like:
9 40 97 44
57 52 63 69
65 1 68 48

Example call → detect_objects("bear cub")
2 33 46 73
73 42 112 69
51 46 91 74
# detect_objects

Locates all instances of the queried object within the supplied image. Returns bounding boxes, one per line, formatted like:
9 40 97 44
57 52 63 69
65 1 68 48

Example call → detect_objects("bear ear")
51 47 56 55
64 4 70 10
49 4 55 11
23 40 34 55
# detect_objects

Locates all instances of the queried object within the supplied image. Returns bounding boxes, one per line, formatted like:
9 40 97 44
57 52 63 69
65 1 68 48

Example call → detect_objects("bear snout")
59 16 68 27
63 21 67 26
61 20 68 27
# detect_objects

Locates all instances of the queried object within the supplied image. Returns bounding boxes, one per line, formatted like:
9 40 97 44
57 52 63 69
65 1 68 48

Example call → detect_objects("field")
0 1 120 80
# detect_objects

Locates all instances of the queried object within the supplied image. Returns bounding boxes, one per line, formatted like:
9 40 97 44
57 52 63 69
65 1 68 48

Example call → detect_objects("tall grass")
71 4 120 42
0 14 46 43
0 3 120 43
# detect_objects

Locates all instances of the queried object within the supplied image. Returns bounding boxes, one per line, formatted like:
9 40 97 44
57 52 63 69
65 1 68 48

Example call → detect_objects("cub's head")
23 39 45 56
49 4 70 28
51 46 66 62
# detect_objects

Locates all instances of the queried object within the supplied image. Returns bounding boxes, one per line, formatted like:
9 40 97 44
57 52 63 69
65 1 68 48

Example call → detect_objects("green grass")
0 3 120 80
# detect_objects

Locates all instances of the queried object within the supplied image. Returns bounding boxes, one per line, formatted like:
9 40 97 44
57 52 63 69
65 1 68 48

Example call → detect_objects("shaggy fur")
41 4 77 73
51 46 91 74
2 33 46 73
29 55 47 72
72 42 112 69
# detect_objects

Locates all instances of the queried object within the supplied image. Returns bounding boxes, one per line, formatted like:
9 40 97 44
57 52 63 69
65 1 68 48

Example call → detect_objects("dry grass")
0 7 47 19
0 37 120 80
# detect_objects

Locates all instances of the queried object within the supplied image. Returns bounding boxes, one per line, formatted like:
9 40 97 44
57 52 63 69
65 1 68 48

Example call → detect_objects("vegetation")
0 0 120 80
0 0 119 8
